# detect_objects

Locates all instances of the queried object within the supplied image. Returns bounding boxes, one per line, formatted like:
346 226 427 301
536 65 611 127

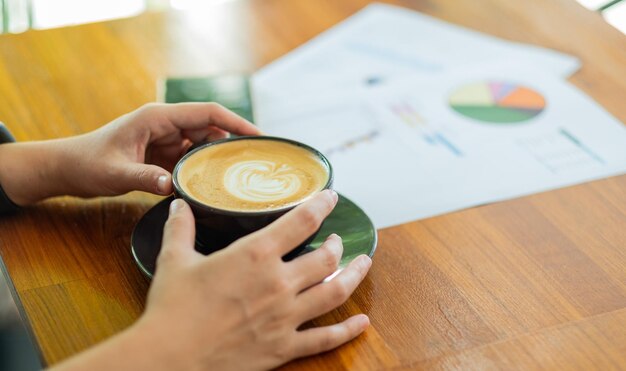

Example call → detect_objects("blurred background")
0 0 625 35
0 0 235 32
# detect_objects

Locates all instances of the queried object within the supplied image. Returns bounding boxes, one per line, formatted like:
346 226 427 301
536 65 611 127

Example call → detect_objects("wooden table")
1 0 625 369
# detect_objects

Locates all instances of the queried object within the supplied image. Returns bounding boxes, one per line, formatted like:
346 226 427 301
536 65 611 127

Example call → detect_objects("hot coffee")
177 139 330 212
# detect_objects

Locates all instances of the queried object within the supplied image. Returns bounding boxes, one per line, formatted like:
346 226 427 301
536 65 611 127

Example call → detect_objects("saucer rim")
131 193 377 279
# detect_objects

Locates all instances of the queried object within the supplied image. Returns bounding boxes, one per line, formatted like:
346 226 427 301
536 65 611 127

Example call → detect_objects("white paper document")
253 3 581 105
256 66 626 228
252 3 625 229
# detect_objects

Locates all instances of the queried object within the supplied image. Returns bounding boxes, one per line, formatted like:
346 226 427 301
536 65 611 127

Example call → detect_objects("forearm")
0 138 76 205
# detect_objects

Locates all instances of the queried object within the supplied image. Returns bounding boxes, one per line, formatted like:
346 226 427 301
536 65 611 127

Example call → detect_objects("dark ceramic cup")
172 136 333 259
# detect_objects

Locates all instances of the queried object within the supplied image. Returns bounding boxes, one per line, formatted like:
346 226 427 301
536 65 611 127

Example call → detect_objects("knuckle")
281 344 295 361
269 277 292 295
105 163 120 178
102 165 125 193
207 102 225 111
300 208 322 231
317 331 337 352
246 245 270 263
330 281 350 304
107 162 125 178
246 248 263 262
136 167 152 187
164 213 185 230
156 246 180 265
270 338 294 361
320 247 339 271
138 102 162 113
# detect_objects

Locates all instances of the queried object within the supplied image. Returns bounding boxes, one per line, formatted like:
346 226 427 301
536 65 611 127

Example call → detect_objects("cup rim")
172 135 334 216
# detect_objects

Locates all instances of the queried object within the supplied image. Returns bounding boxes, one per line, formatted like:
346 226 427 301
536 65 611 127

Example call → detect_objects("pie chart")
449 81 546 123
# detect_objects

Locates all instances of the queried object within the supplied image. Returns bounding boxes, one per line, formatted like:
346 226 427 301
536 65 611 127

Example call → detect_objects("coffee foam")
224 160 302 202
177 139 329 212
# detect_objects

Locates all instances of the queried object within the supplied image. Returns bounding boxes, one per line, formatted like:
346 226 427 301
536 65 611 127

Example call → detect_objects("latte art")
224 161 301 202
176 139 330 212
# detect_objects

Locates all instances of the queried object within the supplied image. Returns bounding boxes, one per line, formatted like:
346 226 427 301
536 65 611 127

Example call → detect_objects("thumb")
122 163 173 195
159 199 197 265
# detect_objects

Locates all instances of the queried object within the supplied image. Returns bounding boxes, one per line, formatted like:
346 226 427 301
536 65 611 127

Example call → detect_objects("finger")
293 314 369 358
242 190 338 256
295 255 371 323
119 163 173 195
288 234 343 291
205 127 230 142
180 127 213 143
158 199 197 267
149 130 185 146
145 102 260 136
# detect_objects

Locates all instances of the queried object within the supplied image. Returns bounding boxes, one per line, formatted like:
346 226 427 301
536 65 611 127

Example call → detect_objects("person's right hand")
140 189 372 370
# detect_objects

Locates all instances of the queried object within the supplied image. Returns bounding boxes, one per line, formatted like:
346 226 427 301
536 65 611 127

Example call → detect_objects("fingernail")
169 199 184 215
157 175 169 194
330 233 342 241
360 255 372 269
359 315 370 329
329 190 338 204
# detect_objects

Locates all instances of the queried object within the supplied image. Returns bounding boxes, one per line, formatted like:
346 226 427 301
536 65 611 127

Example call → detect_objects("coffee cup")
172 136 333 258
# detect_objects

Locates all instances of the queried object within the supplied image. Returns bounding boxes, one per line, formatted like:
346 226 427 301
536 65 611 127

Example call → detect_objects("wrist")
0 139 70 205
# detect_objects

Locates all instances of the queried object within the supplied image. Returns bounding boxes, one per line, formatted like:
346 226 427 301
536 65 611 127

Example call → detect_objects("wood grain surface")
0 0 625 369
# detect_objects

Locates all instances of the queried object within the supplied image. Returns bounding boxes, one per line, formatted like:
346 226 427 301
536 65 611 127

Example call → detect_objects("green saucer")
131 194 377 278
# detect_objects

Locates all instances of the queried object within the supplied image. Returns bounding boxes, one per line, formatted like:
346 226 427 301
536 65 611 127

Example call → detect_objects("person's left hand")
60 102 260 198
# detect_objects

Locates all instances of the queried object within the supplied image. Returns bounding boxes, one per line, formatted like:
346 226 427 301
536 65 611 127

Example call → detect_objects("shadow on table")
0 258 43 371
